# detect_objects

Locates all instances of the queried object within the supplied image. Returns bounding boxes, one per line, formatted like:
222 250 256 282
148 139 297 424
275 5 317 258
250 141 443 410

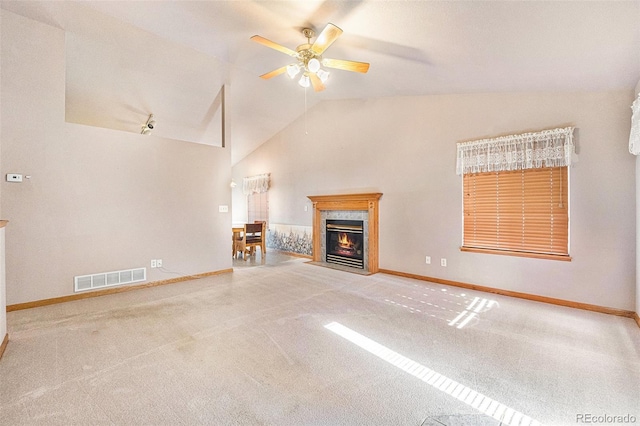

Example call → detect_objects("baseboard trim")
379 269 637 321
6 268 233 312
0 333 8 360
273 250 313 259
634 312 640 328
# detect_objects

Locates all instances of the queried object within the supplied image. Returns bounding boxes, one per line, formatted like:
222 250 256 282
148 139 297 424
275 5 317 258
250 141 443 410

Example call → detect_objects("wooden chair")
244 222 265 257
232 222 266 259
253 221 267 254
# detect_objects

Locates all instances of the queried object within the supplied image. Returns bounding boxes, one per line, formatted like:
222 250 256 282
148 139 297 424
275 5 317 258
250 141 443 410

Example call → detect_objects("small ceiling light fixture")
298 74 310 88
316 68 330 83
141 114 156 135
307 57 321 73
286 63 301 79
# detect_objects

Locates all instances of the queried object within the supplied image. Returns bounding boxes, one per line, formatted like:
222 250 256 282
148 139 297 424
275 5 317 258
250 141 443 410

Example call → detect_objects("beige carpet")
1 252 639 425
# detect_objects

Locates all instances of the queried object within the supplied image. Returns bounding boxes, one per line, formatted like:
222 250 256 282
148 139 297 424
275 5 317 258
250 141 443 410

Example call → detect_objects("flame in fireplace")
338 232 356 249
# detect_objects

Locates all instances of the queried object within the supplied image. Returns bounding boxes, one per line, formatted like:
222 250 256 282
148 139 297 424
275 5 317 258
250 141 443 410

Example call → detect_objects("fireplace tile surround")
308 193 382 274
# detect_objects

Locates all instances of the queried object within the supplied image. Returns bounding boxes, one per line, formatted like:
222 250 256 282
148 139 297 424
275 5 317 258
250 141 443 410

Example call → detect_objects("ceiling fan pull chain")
304 86 308 135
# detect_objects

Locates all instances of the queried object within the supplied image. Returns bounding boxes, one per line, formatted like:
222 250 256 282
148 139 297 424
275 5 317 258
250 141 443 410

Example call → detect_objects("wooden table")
232 225 245 258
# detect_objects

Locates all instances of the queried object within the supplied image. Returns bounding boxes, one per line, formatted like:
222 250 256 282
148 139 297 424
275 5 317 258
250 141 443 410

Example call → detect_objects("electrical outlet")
157 259 162 268
441 258 447 267
425 256 431 264
218 205 229 213
151 259 157 268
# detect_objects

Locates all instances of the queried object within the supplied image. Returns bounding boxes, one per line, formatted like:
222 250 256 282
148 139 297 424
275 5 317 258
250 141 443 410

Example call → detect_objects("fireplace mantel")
308 193 382 274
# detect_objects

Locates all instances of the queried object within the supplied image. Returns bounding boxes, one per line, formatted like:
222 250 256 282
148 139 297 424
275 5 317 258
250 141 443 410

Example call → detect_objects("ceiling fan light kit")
251 23 369 92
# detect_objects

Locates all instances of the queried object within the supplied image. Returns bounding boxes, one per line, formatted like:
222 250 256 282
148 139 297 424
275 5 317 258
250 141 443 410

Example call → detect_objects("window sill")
460 246 572 262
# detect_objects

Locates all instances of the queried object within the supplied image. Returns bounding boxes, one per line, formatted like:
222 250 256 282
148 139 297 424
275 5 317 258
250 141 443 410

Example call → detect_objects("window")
248 191 269 228
462 166 569 259
456 127 574 261
243 173 270 228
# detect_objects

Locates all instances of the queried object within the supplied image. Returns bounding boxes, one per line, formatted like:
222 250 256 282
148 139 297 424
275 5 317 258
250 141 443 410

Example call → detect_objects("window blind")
463 166 568 257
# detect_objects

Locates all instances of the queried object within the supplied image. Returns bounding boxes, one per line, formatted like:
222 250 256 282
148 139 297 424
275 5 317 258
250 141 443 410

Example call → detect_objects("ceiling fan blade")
322 58 370 73
310 23 343 55
250 35 297 57
309 73 325 92
259 66 288 80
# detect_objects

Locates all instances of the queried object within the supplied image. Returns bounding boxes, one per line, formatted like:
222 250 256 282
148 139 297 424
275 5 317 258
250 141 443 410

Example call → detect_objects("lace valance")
629 93 640 155
242 173 270 195
456 127 575 175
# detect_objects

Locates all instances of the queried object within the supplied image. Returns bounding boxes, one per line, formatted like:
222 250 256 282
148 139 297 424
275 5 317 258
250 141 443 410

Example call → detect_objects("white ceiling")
2 1 639 164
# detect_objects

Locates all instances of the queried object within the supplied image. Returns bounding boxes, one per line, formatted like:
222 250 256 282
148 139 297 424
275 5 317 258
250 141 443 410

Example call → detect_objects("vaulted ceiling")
2 1 639 164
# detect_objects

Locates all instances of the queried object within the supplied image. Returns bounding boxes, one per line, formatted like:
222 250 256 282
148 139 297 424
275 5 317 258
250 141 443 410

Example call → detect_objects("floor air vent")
74 267 146 292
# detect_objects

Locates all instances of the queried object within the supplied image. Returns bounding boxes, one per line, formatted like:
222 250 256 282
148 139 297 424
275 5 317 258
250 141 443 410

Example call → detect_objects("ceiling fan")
250 23 370 92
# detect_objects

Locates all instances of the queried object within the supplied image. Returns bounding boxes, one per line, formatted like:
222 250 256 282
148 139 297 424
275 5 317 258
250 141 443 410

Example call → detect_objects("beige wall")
0 8 4 341
0 227 6 343
1 11 232 305
233 90 636 311
636 79 640 315
637 153 640 315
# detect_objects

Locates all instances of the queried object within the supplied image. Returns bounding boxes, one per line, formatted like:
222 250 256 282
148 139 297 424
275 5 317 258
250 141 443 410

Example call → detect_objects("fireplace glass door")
325 220 364 269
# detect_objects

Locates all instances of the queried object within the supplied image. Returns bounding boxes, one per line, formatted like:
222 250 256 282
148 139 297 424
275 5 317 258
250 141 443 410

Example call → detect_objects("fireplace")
308 193 382 274
326 220 364 269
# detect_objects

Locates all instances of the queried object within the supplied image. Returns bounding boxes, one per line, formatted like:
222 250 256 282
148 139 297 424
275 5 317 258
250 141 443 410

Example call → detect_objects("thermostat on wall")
6 174 22 182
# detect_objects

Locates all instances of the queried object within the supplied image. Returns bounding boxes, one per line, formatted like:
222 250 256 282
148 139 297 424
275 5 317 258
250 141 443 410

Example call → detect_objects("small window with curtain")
248 191 269 227
243 173 270 229
456 127 574 261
